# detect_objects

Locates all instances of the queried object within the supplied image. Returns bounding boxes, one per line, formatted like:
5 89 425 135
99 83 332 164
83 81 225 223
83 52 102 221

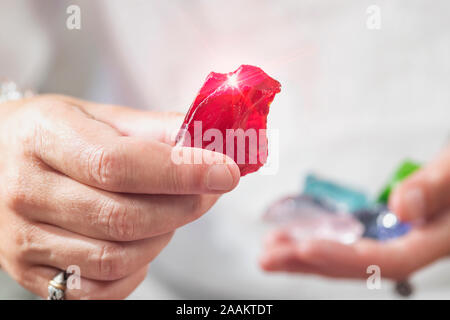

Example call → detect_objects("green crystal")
376 160 421 204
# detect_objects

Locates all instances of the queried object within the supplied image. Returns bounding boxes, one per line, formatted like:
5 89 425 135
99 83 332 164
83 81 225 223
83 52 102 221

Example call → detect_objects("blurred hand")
0 95 240 299
260 147 450 280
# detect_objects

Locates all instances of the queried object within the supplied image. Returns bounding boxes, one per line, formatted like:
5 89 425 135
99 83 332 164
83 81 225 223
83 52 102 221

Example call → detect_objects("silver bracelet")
0 80 34 103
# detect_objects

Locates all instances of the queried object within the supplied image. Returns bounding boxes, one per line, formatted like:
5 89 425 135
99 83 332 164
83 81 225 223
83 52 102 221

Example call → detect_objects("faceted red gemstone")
177 65 281 176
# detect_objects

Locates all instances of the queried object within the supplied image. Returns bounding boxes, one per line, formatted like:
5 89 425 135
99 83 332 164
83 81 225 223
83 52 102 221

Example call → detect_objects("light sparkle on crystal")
227 73 239 87
380 212 397 228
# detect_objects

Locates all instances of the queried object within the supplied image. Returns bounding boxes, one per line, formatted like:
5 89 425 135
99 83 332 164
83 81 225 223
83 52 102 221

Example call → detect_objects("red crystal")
177 65 281 176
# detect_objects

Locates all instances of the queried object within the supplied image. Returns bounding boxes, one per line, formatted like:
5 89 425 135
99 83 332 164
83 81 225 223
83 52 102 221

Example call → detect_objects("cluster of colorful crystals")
263 161 421 244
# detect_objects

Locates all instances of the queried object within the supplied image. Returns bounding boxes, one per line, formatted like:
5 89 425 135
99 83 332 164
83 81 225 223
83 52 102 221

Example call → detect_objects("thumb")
390 147 450 222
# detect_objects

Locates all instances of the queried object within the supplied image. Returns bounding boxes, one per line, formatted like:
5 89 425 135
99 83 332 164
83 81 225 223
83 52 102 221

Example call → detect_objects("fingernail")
403 188 426 221
206 164 234 191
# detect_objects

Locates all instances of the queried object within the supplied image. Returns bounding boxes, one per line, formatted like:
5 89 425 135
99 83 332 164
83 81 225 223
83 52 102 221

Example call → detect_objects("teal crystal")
303 174 370 213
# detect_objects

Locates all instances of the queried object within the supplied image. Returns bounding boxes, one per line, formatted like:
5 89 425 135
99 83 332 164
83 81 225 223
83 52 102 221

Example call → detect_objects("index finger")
390 147 450 222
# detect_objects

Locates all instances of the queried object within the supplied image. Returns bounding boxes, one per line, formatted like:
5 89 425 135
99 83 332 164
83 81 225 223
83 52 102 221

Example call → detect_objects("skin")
260 146 450 281
0 95 241 299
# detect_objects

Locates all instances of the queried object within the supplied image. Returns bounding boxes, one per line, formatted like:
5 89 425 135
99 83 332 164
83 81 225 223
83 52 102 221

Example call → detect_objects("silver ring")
47 272 67 300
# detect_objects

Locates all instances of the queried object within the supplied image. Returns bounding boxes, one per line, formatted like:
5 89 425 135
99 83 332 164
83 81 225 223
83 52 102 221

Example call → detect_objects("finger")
390 147 450 222
263 229 293 250
260 209 450 280
53 94 184 145
23 223 173 281
259 244 322 274
32 97 240 194
23 264 148 300
18 169 218 241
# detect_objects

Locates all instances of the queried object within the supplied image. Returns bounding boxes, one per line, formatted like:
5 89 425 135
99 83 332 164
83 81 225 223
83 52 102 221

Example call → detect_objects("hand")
0 95 240 299
260 147 450 280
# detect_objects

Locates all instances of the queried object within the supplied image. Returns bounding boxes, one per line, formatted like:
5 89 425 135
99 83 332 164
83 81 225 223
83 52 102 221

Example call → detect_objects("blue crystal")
303 174 370 213
376 207 411 240
353 205 411 241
